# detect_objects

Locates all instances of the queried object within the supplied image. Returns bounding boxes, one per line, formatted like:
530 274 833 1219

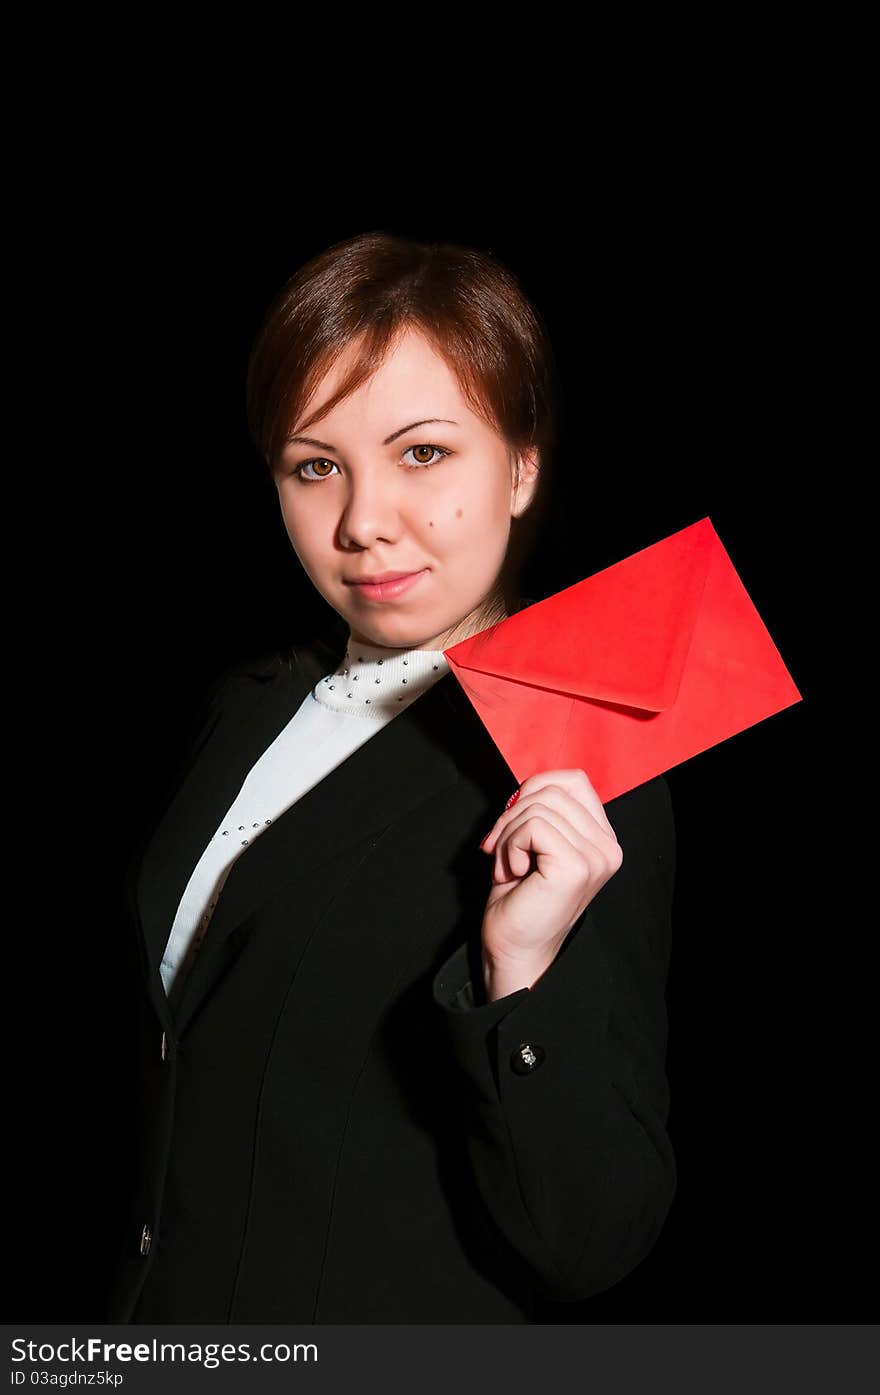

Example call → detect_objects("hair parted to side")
245 230 560 603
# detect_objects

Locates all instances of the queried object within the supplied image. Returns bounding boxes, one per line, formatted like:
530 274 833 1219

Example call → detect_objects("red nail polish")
504 787 521 810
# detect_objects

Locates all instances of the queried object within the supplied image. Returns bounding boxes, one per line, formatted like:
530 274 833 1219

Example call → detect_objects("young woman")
106 231 677 1324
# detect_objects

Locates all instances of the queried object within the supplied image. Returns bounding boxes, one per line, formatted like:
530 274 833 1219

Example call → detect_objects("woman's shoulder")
605 772 673 820
215 615 348 693
604 773 674 842
601 774 676 899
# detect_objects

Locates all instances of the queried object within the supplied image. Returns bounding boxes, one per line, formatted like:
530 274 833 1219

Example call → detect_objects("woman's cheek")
425 505 464 530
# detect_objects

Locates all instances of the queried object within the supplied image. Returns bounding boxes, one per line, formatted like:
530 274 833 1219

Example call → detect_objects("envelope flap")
444 517 717 712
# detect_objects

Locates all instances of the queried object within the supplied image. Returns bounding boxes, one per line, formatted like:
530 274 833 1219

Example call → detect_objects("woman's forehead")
296 331 485 439
319 328 456 398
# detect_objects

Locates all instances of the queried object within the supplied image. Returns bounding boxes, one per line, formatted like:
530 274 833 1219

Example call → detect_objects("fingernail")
504 787 521 810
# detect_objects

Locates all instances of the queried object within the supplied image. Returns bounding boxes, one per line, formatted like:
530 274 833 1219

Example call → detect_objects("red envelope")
442 517 802 803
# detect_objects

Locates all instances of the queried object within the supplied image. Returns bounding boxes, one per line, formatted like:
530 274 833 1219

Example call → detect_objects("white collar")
312 634 450 718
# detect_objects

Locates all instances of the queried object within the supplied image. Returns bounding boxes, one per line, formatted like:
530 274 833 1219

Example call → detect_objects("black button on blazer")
105 620 677 1324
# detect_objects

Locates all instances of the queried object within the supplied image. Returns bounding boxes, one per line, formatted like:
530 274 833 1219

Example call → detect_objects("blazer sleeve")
431 773 676 1303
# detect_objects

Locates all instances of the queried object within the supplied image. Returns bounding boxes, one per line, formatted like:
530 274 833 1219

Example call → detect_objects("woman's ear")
510 448 541 519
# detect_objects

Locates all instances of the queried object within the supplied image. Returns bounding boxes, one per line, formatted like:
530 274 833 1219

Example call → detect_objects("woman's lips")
347 569 428 602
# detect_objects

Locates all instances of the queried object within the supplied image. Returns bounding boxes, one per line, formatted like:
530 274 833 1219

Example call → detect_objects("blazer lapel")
131 640 492 1037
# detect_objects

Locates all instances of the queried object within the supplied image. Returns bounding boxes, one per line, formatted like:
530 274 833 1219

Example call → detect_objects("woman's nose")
338 472 403 548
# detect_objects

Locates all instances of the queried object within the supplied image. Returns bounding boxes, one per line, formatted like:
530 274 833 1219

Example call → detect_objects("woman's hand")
478 769 623 1001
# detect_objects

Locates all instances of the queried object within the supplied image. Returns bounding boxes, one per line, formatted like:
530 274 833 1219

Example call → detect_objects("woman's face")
273 327 539 651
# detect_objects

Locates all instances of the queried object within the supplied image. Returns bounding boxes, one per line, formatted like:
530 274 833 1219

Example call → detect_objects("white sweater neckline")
312 634 450 718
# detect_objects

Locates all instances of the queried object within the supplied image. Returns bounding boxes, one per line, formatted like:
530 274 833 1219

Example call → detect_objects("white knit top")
159 634 451 995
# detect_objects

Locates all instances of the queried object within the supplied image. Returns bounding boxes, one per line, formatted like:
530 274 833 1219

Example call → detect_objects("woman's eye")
292 457 338 482
402 444 451 469
291 444 450 482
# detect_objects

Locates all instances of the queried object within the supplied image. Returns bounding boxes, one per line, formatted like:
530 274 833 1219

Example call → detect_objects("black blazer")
105 620 677 1324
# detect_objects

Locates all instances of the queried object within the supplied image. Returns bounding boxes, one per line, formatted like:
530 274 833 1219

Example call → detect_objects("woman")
106 232 677 1324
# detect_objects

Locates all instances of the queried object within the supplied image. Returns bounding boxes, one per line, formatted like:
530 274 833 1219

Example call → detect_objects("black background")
11 159 850 1323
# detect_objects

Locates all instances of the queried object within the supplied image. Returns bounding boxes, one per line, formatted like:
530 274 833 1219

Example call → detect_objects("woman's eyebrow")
285 418 459 452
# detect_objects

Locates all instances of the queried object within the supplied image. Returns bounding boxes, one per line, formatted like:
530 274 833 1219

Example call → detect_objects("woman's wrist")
481 944 559 1002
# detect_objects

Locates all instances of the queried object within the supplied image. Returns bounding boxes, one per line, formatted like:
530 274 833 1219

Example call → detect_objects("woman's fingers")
481 768 618 857
492 804 582 882
492 807 622 888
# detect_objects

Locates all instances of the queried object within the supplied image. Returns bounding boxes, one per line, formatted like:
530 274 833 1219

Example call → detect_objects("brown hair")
245 230 560 601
